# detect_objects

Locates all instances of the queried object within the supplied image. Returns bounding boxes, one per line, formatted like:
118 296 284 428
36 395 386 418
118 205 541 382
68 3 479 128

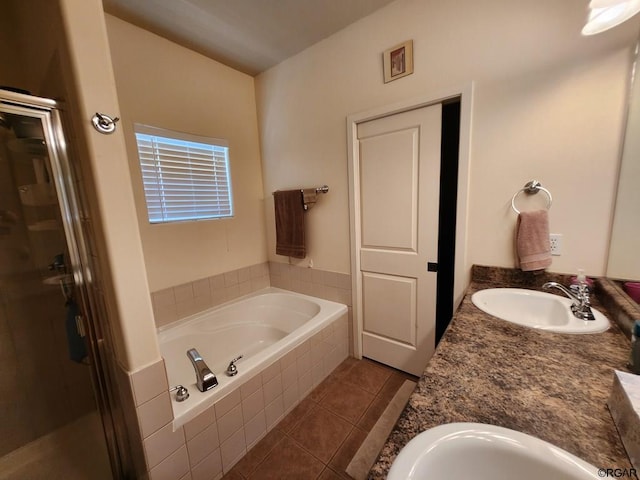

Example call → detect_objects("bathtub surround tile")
210 274 226 290
263 373 283 405
236 267 250 284
244 410 267 448
240 375 262 400
184 406 216 441
238 280 252 296
193 278 210 298
250 275 269 291
242 387 265 422
151 262 271 329
296 349 312 378
261 361 281 384
152 302 178 328
220 427 247 472
187 422 220 466
112 356 148 479
217 404 244 444
138 391 174 439
174 283 195 303
214 389 241 419
264 395 284 430
281 362 298 390
226 284 242 301
283 383 300 413
144 423 187 470
152 288 176 309
176 298 202 320
131 359 169 406
298 370 314 398
149 445 190 480
191 449 223 480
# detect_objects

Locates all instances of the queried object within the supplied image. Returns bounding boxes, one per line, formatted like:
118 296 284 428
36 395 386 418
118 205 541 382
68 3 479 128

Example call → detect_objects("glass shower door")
0 98 113 479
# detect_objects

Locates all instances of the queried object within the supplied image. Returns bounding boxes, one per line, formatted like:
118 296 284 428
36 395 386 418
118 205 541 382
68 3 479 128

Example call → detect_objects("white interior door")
356 104 442 376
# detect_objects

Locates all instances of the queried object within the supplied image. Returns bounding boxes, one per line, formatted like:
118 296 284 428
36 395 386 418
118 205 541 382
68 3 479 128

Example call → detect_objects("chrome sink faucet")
542 281 596 321
186 348 218 392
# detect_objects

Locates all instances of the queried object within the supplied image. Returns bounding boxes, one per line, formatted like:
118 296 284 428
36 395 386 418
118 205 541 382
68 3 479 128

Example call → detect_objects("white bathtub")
158 287 348 429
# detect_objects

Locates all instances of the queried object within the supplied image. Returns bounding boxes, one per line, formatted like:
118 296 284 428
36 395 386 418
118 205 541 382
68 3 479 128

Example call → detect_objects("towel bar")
511 180 552 214
272 185 329 212
271 185 329 195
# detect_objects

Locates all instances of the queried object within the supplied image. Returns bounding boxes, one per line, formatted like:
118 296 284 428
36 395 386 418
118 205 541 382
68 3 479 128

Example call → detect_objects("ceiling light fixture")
582 0 640 35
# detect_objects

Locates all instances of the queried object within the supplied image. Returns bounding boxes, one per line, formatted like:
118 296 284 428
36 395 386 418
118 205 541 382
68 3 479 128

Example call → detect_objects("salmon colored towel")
274 189 306 259
516 209 552 271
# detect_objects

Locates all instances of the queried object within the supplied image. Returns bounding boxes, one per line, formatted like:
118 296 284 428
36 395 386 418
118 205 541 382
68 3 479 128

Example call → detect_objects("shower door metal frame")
0 89 127 479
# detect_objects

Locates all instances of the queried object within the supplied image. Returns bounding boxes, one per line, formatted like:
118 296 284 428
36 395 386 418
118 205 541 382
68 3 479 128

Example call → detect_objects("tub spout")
186 348 218 392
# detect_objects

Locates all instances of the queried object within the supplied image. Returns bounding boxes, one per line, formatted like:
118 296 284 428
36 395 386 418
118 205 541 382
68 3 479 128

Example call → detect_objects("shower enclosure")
0 89 123 479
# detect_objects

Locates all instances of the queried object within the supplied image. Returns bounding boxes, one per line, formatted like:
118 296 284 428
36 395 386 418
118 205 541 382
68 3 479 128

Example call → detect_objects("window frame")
133 124 234 224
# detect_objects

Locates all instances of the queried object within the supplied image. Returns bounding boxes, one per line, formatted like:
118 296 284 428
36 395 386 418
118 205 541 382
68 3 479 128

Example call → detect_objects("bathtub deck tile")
261 361 281 384
264 395 284 430
184 406 216 441
241 388 265 422
282 383 300 413
243 411 267 449
217 404 244 444
214 389 241 420
262 373 283 405
240 375 262 400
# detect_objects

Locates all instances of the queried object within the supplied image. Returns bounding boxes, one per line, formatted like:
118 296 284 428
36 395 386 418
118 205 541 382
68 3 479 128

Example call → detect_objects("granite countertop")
368 266 635 478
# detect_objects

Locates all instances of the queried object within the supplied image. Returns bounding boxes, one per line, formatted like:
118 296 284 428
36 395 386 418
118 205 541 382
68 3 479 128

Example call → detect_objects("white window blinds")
134 125 233 224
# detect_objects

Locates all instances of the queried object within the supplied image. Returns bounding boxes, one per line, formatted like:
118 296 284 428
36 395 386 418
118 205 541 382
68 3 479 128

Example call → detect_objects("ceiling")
102 0 397 76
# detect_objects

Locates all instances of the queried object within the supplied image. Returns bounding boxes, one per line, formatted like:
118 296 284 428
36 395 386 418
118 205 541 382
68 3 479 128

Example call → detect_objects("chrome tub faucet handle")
226 355 244 376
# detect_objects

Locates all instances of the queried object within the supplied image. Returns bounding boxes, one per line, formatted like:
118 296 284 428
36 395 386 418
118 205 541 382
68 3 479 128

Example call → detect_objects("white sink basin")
387 423 600 480
471 288 609 334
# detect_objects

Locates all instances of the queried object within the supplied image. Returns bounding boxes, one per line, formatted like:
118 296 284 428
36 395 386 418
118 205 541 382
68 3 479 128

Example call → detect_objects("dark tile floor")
222 357 417 480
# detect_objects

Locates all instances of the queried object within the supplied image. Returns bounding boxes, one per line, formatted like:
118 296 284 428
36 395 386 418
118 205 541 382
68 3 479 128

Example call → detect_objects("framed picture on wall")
383 40 414 83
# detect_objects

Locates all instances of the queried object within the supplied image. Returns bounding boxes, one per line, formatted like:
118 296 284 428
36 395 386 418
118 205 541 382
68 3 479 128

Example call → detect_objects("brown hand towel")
274 189 306 258
516 209 552 271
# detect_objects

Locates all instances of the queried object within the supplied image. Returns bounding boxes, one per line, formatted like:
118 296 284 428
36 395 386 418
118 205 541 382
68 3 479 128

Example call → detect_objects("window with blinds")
134 125 233 224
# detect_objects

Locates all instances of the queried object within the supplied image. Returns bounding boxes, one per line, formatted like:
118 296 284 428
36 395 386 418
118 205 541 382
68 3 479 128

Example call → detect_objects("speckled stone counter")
368 266 636 478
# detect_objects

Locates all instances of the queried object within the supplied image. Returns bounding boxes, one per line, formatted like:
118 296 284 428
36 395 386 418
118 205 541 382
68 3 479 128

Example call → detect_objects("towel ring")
511 180 552 214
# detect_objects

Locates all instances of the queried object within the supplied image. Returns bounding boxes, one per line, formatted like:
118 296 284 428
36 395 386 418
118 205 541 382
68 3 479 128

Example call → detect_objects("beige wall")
105 15 268 292
256 0 640 277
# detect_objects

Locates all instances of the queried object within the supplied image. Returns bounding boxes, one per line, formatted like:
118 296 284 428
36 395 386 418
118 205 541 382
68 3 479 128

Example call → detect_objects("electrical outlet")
549 233 562 256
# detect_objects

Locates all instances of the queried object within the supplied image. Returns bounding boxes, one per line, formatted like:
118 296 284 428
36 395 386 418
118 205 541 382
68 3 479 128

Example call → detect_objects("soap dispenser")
571 268 591 294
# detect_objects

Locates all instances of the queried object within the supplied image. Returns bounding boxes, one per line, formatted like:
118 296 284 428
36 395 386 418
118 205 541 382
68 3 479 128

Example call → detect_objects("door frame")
347 83 474 360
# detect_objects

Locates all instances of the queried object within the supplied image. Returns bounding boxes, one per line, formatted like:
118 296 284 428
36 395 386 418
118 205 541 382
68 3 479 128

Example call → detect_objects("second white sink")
471 288 609 334
387 423 601 480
